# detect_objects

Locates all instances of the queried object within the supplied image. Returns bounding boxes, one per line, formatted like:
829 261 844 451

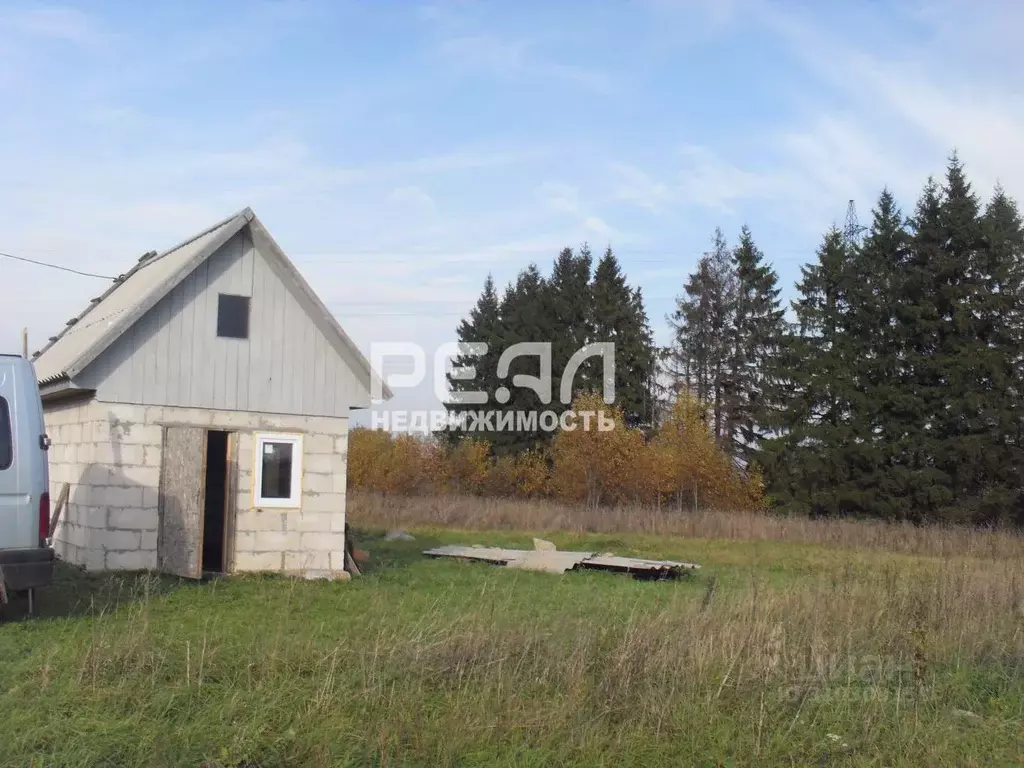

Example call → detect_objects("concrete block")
329 513 347 532
308 415 347 434
142 446 161 468
143 406 165 422
107 550 155 571
306 434 334 454
303 492 345 513
104 486 144 509
81 465 111 488
237 447 254 473
250 530 301 552
118 445 147 467
329 550 350 571
91 443 117 465
305 454 334 475
234 551 283 572
234 531 257 552
122 424 163 447
292 512 333 532
143 487 159 509
210 410 258 429
332 472 347 494
83 507 108 527
84 548 106 571
107 507 159 531
303 473 334 494
333 436 348 454
119 465 161 488
301 532 344 552
161 407 215 426
329 453 347 474
235 509 285 532
141 530 158 550
284 550 331 572
101 530 142 550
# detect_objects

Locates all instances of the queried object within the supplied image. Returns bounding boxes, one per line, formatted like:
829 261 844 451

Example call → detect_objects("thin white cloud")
436 33 618 94
537 182 615 238
389 185 439 214
0 6 101 45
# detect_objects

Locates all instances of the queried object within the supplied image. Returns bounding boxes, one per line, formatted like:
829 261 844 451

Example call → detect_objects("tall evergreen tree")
896 177 951 520
762 228 858 515
444 274 503 444
490 264 551 455
933 155 987 519
725 226 787 466
841 189 910 518
669 228 736 441
974 185 1024 522
590 247 656 428
547 246 593 420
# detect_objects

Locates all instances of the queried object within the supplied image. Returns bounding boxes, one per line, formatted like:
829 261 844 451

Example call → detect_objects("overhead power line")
1 251 115 280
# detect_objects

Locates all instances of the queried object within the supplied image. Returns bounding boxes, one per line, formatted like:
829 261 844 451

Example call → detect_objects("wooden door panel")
158 426 206 579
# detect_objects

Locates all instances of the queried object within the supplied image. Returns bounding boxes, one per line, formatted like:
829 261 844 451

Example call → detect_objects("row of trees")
446 247 657 455
352 394 763 510
667 154 1024 526
666 226 786 466
404 152 1023 525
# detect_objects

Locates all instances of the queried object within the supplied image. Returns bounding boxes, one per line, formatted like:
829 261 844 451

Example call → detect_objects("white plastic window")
253 433 303 507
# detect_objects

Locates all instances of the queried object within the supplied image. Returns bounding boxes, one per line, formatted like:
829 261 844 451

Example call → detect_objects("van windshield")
0 396 11 470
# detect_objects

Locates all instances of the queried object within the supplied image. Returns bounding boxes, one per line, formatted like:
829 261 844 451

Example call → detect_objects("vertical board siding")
77 229 364 417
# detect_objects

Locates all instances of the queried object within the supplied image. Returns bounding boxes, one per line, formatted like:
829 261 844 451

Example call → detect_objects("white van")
0 354 54 603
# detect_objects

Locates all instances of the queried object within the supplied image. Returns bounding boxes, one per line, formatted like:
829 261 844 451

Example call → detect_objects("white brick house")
31 208 389 579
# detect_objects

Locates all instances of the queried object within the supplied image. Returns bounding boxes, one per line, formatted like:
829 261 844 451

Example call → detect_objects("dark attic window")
217 294 250 339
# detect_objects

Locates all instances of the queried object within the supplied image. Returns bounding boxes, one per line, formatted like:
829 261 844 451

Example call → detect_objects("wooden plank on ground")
47 482 70 538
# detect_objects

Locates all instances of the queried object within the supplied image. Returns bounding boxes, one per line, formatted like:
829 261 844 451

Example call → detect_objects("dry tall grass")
349 492 1024 560
10 551 1023 765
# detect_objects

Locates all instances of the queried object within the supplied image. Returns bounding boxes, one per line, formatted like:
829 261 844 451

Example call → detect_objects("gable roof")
32 207 391 401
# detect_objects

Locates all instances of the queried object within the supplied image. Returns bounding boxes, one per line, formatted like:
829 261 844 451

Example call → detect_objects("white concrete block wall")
45 398 162 571
216 410 349 579
45 397 351 577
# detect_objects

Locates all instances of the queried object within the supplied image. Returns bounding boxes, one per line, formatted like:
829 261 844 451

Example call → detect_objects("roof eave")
63 211 251 380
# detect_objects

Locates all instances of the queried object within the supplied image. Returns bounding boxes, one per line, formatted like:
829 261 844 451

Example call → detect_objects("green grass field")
1 525 1021 767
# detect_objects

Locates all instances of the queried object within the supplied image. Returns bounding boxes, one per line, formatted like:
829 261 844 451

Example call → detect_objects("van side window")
0 396 11 470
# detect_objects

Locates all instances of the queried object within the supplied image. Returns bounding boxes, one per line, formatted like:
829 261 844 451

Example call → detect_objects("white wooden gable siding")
75 228 366 417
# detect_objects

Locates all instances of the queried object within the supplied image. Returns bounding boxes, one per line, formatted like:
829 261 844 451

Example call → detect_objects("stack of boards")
423 539 699 579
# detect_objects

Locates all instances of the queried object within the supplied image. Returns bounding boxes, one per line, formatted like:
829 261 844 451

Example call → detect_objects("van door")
0 365 33 549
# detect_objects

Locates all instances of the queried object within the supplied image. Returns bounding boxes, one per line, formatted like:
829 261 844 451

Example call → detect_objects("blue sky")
3 0 1024 417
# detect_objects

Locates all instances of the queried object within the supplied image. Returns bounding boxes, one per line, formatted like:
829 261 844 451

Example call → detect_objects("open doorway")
202 430 231 574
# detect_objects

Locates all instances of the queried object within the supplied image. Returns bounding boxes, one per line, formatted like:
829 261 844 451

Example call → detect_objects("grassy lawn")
1 527 1021 767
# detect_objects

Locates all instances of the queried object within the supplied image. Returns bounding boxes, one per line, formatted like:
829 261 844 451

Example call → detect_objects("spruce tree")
726 226 787 466
444 274 502 444
762 229 857 515
975 185 1024 522
547 246 593 420
590 247 656 428
897 177 952 520
669 229 736 441
490 264 551 456
934 154 987 520
842 189 909 518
